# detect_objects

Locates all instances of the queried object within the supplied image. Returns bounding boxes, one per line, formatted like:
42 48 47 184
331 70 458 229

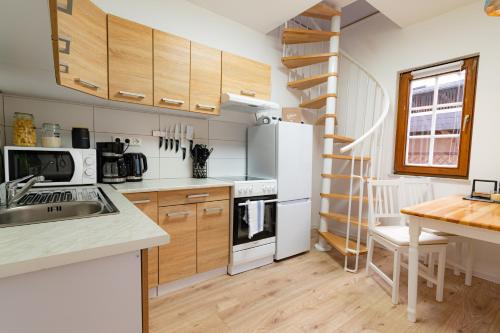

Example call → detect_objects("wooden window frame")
394 56 479 179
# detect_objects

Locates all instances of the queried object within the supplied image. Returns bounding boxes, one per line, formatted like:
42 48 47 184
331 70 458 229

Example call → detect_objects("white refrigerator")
248 122 313 260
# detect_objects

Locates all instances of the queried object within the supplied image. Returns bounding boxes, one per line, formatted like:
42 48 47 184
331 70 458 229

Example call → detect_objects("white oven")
4 146 96 186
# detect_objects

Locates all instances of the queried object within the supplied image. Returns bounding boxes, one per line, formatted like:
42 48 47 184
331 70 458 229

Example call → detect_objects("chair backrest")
367 179 405 229
399 177 435 208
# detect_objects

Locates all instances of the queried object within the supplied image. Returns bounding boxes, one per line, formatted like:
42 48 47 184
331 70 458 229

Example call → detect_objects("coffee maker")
124 153 148 182
96 141 127 184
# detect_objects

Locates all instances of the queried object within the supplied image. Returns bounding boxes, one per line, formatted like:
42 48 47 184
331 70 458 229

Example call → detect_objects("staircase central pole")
315 9 341 252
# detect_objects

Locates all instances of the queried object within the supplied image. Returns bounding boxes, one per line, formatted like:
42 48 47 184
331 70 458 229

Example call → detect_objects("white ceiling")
187 0 354 33
365 0 479 27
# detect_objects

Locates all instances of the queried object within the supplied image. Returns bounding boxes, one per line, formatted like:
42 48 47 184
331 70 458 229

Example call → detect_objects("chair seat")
373 226 448 246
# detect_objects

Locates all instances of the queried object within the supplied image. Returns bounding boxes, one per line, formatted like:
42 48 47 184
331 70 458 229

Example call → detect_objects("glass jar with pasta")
12 112 36 147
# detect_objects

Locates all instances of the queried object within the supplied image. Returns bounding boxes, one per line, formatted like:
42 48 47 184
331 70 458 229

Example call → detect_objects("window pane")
435 111 462 135
410 77 434 112
433 137 460 166
437 71 465 105
409 114 432 136
406 137 430 165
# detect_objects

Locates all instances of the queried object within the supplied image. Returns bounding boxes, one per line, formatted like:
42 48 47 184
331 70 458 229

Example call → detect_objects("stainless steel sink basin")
0 186 119 228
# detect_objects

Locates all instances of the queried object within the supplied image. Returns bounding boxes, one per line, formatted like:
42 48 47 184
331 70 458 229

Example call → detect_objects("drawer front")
197 200 230 273
158 187 230 206
125 192 159 288
158 204 197 284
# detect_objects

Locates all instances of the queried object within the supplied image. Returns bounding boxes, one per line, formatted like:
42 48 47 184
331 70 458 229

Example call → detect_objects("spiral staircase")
280 2 390 273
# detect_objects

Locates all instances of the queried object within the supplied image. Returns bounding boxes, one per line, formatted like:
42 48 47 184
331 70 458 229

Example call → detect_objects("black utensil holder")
193 162 207 178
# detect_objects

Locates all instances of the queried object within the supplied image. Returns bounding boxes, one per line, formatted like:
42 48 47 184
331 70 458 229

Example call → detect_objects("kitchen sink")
0 186 119 228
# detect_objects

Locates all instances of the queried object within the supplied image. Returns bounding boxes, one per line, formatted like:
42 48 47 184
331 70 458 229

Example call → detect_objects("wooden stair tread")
319 212 368 228
281 53 338 69
288 72 337 90
322 154 371 161
318 231 368 256
282 28 339 45
320 193 368 202
323 134 354 143
301 3 341 20
300 93 337 109
321 173 374 180
315 113 337 126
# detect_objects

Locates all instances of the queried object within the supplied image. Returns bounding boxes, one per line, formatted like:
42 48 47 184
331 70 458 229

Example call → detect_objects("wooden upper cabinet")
108 15 153 105
50 0 108 98
222 52 271 100
196 200 230 273
190 42 222 115
153 31 190 111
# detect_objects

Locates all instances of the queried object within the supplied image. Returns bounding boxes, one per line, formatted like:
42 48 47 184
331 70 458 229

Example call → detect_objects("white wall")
339 2 500 282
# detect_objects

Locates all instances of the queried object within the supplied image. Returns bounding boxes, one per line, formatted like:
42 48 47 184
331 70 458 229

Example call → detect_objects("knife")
186 125 194 154
164 126 168 150
159 129 163 149
180 125 187 160
168 125 174 151
174 123 180 153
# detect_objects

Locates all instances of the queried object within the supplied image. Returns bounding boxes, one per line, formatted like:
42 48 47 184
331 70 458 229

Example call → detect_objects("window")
394 56 478 178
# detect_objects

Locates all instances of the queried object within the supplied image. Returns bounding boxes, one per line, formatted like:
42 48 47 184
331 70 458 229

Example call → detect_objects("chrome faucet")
0 175 45 208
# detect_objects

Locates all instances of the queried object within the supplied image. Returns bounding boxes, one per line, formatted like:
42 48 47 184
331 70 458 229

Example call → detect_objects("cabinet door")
190 43 221 115
124 192 159 288
108 15 153 105
222 52 271 100
158 204 197 284
154 30 190 111
50 0 108 98
196 200 230 273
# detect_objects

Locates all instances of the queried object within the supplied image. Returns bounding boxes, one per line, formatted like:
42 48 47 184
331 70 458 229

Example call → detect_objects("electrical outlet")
112 136 142 146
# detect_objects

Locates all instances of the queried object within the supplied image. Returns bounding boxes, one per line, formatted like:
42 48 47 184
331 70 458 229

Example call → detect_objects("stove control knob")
85 168 95 176
238 189 243 195
84 157 95 166
248 187 253 194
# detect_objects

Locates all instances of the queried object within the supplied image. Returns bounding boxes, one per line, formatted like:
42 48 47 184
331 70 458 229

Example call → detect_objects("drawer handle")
196 104 216 111
167 211 190 217
204 207 223 214
57 0 73 14
58 36 71 54
75 78 99 90
131 199 151 204
161 97 184 105
119 91 146 99
187 193 209 199
241 89 256 97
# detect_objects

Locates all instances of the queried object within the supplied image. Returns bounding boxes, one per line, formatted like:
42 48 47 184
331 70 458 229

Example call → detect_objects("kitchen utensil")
164 126 169 150
72 127 90 149
180 125 187 160
168 125 174 151
186 125 194 153
174 123 180 153
159 132 163 149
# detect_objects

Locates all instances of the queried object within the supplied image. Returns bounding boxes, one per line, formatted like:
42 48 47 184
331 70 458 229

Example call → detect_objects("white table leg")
408 221 421 323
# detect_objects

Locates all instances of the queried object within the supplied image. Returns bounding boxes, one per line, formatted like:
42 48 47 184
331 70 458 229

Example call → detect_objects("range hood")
221 93 280 112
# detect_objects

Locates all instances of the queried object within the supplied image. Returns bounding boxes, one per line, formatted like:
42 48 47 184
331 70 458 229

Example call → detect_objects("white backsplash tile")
94 107 159 135
160 157 193 178
209 139 246 159
209 120 247 142
4 95 94 131
142 157 160 180
159 114 209 140
208 158 246 177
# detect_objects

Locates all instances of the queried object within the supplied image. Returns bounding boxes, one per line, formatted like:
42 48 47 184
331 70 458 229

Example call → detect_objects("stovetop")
213 176 277 197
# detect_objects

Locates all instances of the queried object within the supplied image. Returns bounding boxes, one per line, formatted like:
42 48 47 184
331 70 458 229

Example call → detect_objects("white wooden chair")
399 177 474 286
366 179 448 305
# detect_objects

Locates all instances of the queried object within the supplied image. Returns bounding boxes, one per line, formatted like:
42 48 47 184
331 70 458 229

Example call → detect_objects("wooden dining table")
401 195 500 323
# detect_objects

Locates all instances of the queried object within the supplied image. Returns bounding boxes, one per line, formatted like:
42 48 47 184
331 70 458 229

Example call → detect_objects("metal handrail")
339 49 391 154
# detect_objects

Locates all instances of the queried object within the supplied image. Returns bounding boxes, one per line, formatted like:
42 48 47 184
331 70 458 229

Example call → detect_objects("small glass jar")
41 123 62 148
12 112 36 147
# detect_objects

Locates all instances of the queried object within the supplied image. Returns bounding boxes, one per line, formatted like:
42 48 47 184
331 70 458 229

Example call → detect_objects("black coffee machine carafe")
96 141 127 184
124 153 148 182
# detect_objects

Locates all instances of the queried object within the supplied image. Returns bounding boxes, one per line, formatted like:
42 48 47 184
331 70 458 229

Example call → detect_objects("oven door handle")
238 199 278 207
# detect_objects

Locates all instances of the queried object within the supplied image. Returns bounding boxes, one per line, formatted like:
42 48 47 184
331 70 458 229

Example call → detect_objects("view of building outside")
405 70 465 167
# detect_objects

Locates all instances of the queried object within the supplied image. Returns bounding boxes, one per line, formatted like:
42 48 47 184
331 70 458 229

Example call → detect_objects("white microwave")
4 146 97 186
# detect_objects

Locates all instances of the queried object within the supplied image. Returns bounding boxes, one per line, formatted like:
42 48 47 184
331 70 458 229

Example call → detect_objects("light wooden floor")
150 242 500 332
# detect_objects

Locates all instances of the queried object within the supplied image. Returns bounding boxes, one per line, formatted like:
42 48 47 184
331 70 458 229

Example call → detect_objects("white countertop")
112 178 233 193
0 185 169 279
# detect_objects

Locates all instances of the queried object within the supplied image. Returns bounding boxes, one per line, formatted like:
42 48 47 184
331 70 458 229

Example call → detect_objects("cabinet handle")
241 89 256 97
130 199 151 204
119 91 146 99
58 36 71 54
186 193 209 199
57 0 73 14
167 211 190 217
196 104 216 111
161 98 184 105
204 207 223 214
75 78 99 90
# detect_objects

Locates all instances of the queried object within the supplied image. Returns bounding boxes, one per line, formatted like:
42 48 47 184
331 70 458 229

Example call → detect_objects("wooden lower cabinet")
158 204 197 284
197 200 230 273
